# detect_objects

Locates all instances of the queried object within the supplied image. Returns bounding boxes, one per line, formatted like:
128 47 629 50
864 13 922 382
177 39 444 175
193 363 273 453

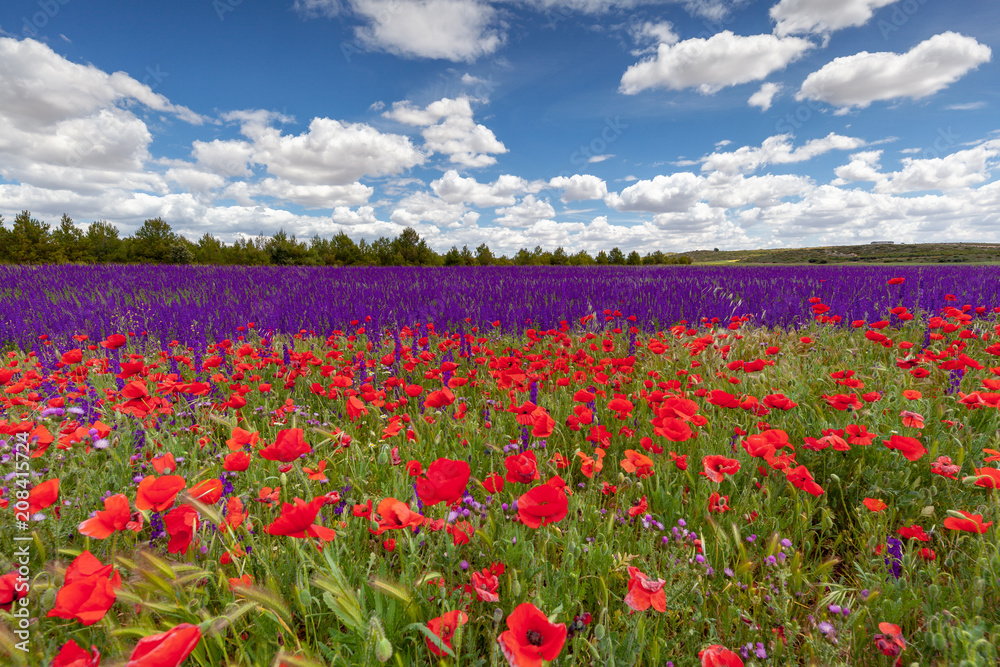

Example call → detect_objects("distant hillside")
680 242 1000 265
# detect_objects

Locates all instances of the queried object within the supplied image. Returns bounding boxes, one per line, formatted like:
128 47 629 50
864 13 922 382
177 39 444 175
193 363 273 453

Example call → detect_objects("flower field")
2 265 1000 666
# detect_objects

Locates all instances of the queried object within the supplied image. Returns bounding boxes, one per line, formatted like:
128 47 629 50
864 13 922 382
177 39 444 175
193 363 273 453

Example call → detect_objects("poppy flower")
27 478 59 515
259 428 311 462
373 497 424 534
624 566 666 612
303 460 329 482
930 456 960 479
150 453 176 475
79 493 137 539
786 465 824 497
0 571 28 611
164 505 199 554
425 387 456 409
873 622 905 657
51 639 101 667
708 492 729 513
883 435 926 462
577 448 606 478
482 473 504 494
919 547 936 561
620 450 654 478
899 410 924 428
668 452 688 470
943 510 992 534
699 644 744 667
47 552 120 626
186 479 223 506
406 461 422 477
100 334 127 349
505 451 541 485
223 451 252 472
701 455 740 483
125 623 202 667
897 524 930 542
471 569 500 602
225 427 259 451
973 467 1000 489
135 475 186 512
426 610 468 657
497 603 567 667
448 520 475 546
627 495 648 517
845 424 875 446
517 483 568 529
222 496 245 532
416 458 471 506
863 498 887 512
266 497 337 541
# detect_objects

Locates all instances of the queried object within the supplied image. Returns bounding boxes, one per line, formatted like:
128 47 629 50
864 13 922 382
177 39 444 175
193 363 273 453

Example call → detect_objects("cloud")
606 172 704 212
945 101 987 111
384 96 506 167
874 141 999 193
832 149 884 184
700 132 865 174
771 0 899 37
494 194 556 227
549 174 608 202
431 170 542 206
352 0 503 61
748 82 781 111
797 32 992 110
620 31 814 95
221 114 425 185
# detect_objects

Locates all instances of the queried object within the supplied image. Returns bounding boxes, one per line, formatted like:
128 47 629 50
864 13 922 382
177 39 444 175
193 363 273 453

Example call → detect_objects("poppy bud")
594 623 606 640
375 637 393 662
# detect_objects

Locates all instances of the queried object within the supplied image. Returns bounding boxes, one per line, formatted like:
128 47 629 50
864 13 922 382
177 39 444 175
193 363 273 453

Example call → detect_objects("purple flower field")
4 264 1000 350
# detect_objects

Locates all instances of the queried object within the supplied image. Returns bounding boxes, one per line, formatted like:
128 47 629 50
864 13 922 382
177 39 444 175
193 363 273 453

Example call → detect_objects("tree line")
0 210 693 267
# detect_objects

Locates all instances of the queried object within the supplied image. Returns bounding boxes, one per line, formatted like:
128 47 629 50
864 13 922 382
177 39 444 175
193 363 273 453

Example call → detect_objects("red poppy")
266 497 337 541
186 479 223 506
303 460 329 482
873 622 905 657
100 334 128 349
699 645 744 667
899 410 924 428
471 569 500 602
426 610 468 657
79 493 139 539
482 473 504 494
627 495 648 517
845 424 875 446
448 520 475 546
135 475 186 512
223 451 252 472
786 465 824 497
701 455 740 483
973 467 1000 489
27 478 59 515
577 448 606 478
624 566 666 612
863 498 887 512
517 484 568 529
125 623 202 667
897 524 930 542
406 461 423 477
416 458 471 506
425 387 456 409
225 427 259 451
51 639 101 667
930 456 960 479
373 497 424 534
259 428 312 462
919 547 936 561
883 435 926 462
943 510 992 534
0 571 28 611
497 603 567 667
164 505 199 554
505 451 541 485
708 492 730 513
47 552 120 626
222 496 245 532
668 451 688 470
620 450 654 478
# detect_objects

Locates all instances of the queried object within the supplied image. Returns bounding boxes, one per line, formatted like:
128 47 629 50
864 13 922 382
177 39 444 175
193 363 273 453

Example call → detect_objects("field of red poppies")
2 275 1000 666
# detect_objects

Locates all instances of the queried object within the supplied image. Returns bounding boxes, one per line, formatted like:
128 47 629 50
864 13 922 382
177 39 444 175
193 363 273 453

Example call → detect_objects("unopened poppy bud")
594 623 606 640
378 449 389 465
298 588 311 610
280 472 288 487
375 637 393 662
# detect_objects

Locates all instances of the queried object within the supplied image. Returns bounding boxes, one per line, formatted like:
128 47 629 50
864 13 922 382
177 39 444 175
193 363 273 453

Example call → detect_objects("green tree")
392 227 439 266
608 247 626 265
595 250 610 265
550 246 568 265
513 248 533 266
129 217 178 263
266 229 309 265
6 210 55 264
52 214 91 263
331 232 363 265
626 250 642 266
569 250 594 265
443 246 463 266
194 233 226 264
475 243 494 266
459 245 475 266
85 221 126 263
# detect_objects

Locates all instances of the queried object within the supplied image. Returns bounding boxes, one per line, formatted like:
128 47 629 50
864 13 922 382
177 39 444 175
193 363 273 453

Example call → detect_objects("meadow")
1 264 999 666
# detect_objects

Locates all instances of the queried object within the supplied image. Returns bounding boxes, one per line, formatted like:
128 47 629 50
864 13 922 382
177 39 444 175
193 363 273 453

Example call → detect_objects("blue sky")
1 0 998 254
